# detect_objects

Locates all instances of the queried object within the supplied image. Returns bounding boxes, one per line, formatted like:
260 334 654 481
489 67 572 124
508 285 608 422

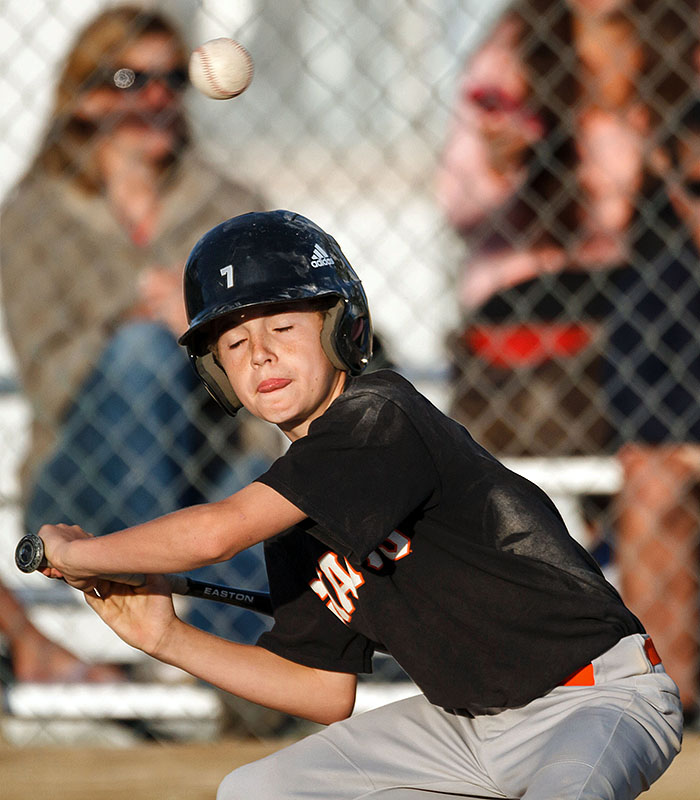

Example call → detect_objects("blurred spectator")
605 81 700 724
0 5 277 675
435 0 622 462
571 0 700 723
569 0 700 725
1 5 273 534
573 0 649 268
437 0 700 718
0 581 121 683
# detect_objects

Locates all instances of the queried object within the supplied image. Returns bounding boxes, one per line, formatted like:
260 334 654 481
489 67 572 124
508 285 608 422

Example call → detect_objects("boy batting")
33 210 681 799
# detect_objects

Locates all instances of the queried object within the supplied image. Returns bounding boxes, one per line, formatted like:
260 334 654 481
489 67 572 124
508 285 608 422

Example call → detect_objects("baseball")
188 38 254 100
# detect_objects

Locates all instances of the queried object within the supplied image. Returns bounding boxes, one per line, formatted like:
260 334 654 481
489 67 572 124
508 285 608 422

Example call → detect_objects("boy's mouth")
257 378 292 394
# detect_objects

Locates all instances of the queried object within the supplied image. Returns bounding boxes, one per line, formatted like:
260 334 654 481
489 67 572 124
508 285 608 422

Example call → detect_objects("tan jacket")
0 149 265 494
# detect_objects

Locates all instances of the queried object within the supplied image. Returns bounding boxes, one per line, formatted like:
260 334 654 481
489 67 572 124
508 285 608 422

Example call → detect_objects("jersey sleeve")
257 528 375 673
256 387 439 564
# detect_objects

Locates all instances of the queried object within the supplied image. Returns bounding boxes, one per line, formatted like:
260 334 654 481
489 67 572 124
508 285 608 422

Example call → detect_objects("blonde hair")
35 5 190 194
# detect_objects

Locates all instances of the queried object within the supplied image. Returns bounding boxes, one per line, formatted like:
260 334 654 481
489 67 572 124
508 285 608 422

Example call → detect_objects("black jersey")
256 370 643 715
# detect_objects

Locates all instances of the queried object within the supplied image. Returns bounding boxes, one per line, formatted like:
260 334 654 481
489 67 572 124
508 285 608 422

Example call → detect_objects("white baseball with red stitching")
188 38 254 100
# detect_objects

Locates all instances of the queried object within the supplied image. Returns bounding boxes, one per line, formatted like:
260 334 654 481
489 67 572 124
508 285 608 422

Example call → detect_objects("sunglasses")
85 67 188 92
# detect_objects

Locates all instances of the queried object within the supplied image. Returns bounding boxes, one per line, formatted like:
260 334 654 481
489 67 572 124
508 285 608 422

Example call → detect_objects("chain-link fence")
1 0 699 744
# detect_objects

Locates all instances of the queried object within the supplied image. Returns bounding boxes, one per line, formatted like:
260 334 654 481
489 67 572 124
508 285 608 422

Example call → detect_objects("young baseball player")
37 210 682 799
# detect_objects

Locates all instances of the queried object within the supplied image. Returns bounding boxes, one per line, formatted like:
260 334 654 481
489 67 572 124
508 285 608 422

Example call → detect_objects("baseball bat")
14 533 273 616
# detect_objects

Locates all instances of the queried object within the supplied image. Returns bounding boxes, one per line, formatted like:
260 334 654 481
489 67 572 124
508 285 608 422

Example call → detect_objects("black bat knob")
15 533 45 573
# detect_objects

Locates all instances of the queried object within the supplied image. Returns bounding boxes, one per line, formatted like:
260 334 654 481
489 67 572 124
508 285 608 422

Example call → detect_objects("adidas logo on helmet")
310 243 335 269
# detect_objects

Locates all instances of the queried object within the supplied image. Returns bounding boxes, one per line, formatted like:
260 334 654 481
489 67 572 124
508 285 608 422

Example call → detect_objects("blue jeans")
26 322 272 642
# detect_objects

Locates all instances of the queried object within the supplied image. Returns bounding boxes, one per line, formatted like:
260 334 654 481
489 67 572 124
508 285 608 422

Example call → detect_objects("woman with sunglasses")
0 5 272 682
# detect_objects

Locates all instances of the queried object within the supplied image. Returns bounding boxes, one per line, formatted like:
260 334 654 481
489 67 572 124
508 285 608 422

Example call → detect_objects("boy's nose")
250 336 275 366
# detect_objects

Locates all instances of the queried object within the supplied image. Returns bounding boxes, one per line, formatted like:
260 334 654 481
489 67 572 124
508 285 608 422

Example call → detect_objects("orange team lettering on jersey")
309 532 413 623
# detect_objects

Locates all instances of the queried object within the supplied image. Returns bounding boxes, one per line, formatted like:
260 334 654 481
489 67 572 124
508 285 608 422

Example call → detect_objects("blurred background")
0 0 699 765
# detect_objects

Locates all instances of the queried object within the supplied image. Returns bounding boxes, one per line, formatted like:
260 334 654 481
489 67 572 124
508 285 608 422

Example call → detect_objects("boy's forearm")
154 620 357 725
52 482 304 579
60 502 237 577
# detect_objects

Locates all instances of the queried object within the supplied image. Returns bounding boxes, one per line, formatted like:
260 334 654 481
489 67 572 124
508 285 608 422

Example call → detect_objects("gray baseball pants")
217 634 683 799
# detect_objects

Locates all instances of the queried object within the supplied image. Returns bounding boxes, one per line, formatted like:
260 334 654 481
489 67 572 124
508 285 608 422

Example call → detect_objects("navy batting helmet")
179 210 373 415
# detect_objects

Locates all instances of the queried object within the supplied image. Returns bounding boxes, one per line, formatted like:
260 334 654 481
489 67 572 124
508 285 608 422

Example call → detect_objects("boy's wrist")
59 536 92 579
149 616 188 663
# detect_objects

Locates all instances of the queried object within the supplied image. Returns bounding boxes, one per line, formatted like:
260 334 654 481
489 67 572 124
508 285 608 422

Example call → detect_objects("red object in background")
464 322 593 368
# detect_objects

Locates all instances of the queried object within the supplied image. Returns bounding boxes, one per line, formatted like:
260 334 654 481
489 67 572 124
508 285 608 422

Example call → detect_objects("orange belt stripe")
561 662 595 687
561 638 661 687
644 637 662 666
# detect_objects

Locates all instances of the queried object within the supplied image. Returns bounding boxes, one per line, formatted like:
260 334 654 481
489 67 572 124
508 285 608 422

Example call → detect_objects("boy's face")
216 305 346 440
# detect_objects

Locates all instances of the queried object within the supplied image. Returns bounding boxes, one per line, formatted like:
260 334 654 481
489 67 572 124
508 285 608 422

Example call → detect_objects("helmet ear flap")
191 351 242 416
320 301 349 371
321 299 373 375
